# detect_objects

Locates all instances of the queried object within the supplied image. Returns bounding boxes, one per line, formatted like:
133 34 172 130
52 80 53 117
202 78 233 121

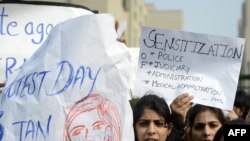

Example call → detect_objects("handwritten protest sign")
0 14 134 141
0 2 93 83
133 26 245 111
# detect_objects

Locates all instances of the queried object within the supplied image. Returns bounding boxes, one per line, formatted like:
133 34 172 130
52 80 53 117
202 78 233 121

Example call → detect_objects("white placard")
133 26 245 111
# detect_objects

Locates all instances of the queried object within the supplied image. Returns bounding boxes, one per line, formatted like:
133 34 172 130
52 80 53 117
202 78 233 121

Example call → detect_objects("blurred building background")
239 0 250 94
2 0 250 94
65 0 250 94
15 0 183 47
67 0 183 47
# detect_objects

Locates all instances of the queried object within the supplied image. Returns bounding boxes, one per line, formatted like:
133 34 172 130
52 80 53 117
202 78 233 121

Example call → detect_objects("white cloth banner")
0 3 93 83
0 14 134 141
133 26 245 111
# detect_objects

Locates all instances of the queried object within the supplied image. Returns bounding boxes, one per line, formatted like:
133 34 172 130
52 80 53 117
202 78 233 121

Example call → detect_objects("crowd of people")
130 90 250 141
1 71 250 141
0 3 249 140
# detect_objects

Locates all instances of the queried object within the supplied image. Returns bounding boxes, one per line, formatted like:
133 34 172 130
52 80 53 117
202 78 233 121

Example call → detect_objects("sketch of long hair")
64 94 121 141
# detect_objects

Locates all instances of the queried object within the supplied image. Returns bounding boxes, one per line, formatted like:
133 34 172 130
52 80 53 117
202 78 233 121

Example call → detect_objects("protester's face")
191 111 222 141
69 109 111 141
135 108 172 141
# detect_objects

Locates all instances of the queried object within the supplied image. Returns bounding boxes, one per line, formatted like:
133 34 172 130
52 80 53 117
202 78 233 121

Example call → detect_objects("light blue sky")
144 0 245 38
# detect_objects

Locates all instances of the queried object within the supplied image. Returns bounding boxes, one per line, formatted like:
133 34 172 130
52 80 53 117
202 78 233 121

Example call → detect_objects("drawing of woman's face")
68 108 110 141
64 94 120 141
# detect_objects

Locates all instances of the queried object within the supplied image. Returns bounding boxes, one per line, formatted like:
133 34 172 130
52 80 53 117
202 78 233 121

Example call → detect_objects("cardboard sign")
133 26 245 111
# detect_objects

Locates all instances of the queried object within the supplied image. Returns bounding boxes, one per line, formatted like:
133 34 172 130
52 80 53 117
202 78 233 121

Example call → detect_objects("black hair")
234 90 250 118
186 104 225 129
132 93 172 141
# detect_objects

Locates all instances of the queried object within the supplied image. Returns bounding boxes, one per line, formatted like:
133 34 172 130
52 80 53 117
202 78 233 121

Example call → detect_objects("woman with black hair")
133 93 173 141
183 104 225 141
